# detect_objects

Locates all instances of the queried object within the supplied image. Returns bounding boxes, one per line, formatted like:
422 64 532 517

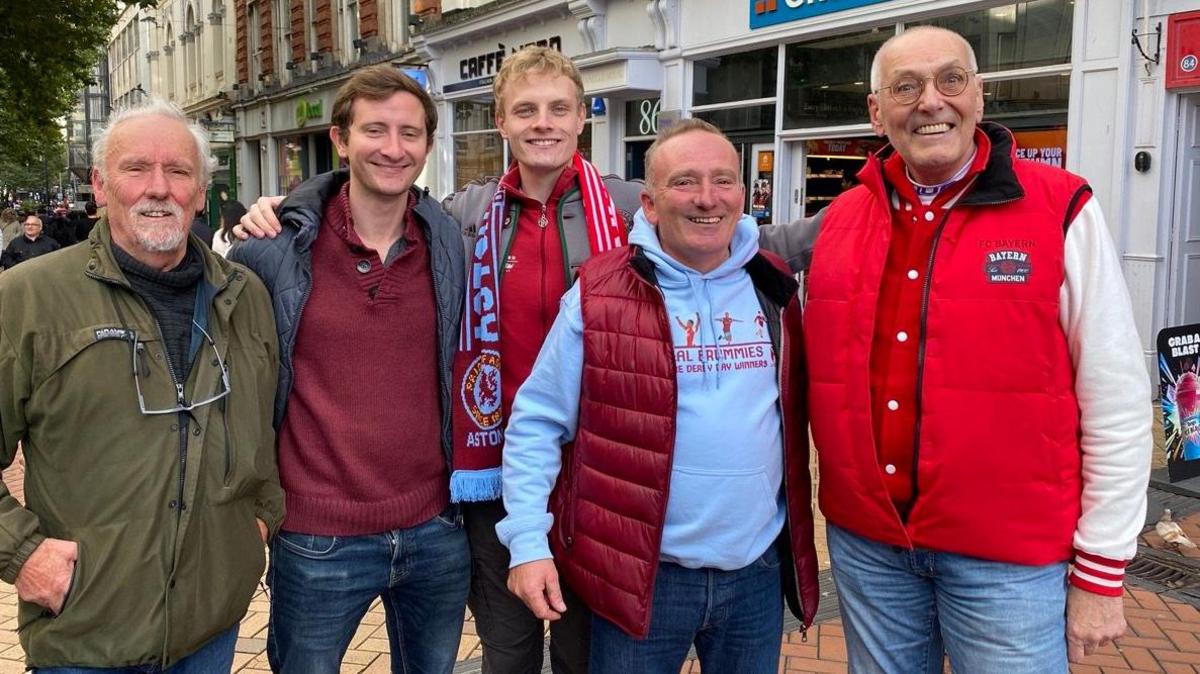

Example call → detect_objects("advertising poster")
751 145 774 225
1159 323 1200 481
1012 128 1067 169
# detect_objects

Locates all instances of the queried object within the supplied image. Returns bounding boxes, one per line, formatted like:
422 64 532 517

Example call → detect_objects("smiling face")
641 130 745 273
868 29 984 185
495 72 586 180
331 90 431 203
92 114 206 256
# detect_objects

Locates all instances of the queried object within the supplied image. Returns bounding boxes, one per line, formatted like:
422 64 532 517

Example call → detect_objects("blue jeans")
828 523 1069 674
35 624 237 673
266 509 470 674
589 545 783 674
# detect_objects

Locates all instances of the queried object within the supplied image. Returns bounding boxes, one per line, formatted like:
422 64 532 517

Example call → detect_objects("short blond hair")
493 46 585 112
643 118 732 188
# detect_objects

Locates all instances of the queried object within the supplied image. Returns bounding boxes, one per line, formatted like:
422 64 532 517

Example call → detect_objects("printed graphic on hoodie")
675 313 701 347
673 309 774 376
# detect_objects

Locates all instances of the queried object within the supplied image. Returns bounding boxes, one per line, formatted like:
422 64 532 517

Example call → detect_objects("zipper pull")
175 383 186 405
800 626 808 643
538 206 548 229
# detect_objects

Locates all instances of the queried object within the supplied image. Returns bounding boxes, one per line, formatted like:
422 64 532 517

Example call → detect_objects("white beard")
125 199 189 253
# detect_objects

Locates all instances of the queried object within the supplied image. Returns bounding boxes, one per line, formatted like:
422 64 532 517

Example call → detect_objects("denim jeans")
35 624 237 673
828 523 1069 674
589 545 783 674
266 509 470 674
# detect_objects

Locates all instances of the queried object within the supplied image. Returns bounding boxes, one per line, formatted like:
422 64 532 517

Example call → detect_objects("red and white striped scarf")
450 153 625 502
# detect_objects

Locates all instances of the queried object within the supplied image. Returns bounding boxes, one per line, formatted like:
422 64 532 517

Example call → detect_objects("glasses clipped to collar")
96 321 230 415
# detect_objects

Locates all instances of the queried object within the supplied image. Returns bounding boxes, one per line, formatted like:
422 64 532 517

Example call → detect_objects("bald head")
870 26 978 92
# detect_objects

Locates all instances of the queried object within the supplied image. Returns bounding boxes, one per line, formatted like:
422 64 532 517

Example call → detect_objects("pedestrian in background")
0 215 60 269
0 208 19 253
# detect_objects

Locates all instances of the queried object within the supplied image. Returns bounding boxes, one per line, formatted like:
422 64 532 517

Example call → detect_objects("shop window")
693 47 777 106
803 138 884 217
454 135 505 192
452 99 503 191
782 29 889 129
279 136 309 194
912 0 1072 73
694 105 775 135
983 73 1070 129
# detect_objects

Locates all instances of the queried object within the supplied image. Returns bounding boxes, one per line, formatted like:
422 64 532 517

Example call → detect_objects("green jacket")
0 220 285 668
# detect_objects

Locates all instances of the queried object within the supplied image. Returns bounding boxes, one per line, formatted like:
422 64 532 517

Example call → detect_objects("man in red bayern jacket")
804 25 1151 672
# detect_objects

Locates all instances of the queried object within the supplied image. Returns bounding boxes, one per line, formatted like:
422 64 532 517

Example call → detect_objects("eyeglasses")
131 322 230 415
875 66 975 105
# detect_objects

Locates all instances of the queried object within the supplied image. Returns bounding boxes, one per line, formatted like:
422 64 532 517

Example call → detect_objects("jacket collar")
84 217 240 296
277 168 447 249
861 121 1025 207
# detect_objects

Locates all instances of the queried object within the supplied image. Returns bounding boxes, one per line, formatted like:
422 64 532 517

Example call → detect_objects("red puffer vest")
805 123 1092 566
549 245 819 638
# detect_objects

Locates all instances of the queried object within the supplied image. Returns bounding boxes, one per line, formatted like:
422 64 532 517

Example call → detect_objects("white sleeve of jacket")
1059 196 1152 594
496 282 586 568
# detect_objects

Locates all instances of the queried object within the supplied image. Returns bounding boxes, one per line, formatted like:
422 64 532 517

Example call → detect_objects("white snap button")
907 269 919 280
887 400 899 411
924 211 935 222
885 464 897 475
897 331 908 342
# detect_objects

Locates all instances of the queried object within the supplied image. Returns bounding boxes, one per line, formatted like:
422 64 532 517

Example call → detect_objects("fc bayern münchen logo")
461 350 502 430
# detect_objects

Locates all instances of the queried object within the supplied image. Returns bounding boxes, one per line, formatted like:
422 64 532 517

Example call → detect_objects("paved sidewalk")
1 439 1199 672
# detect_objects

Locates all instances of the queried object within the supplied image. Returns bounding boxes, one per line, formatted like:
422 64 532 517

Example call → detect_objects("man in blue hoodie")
497 118 819 674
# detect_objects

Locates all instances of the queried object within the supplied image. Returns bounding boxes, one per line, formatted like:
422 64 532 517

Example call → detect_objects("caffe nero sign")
447 36 564 94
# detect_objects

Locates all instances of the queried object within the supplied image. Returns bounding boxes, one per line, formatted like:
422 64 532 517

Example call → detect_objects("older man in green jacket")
0 99 284 670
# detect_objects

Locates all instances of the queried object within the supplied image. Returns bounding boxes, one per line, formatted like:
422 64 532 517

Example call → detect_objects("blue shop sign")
750 0 893 30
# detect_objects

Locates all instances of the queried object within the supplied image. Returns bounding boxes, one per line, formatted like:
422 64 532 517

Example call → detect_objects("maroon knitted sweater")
276 186 447 535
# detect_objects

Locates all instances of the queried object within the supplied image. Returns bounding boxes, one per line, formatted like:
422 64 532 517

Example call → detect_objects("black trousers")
463 499 591 674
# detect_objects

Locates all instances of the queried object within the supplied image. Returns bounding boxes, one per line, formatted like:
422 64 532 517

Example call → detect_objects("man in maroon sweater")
229 65 469 674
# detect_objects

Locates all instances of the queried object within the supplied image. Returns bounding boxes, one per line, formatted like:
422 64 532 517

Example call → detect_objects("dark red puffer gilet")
549 244 819 638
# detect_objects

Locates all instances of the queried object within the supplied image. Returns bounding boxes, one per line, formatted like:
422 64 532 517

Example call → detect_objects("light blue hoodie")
497 210 785 571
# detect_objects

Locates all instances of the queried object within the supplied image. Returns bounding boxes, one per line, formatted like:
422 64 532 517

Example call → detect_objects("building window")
279 135 310 194
913 0 1073 73
782 29 888 130
337 0 359 63
164 22 176 100
212 3 225 81
452 99 504 191
691 46 776 144
693 47 777 106
247 2 261 83
276 0 292 78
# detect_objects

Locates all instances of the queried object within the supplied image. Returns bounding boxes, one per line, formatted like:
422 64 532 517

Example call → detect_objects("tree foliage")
0 0 155 168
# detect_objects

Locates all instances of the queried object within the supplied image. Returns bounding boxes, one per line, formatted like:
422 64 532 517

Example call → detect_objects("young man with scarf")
441 47 643 674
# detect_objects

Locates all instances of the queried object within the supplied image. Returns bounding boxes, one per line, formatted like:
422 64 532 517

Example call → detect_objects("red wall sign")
1167 10 1200 90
